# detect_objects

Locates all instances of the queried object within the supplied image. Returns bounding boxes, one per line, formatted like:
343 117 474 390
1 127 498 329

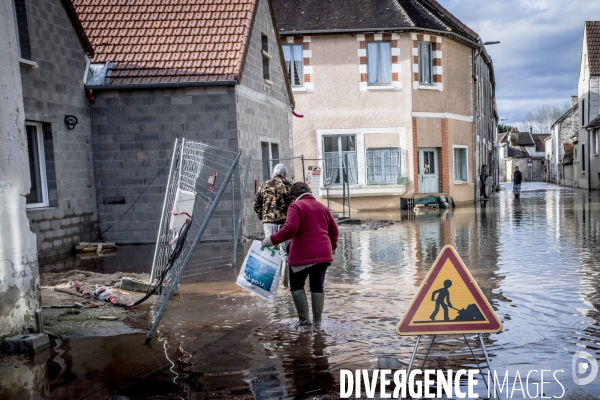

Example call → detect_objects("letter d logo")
573 351 598 386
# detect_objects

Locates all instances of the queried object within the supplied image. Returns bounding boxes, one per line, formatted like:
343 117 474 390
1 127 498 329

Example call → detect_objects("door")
418 148 439 193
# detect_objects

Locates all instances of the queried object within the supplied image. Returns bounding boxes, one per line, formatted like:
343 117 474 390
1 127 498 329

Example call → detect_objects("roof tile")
72 0 256 85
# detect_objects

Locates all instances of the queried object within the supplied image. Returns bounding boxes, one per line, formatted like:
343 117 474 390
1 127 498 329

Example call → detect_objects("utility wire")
39 151 173 269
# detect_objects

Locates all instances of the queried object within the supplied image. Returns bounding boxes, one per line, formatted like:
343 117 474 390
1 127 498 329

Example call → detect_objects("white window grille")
366 148 400 184
323 135 358 185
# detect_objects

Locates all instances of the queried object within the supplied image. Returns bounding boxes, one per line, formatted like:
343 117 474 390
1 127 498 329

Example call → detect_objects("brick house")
11 0 99 260
578 21 600 190
272 0 497 207
72 0 295 244
500 130 550 182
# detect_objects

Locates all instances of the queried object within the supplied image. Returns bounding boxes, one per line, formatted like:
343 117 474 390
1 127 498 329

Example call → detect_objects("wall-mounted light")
64 115 78 130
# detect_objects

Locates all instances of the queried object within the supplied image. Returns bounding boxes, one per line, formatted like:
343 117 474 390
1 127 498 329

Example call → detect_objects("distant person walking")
479 165 489 199
253 164 293 287
262 182 339 328
513 166 523 198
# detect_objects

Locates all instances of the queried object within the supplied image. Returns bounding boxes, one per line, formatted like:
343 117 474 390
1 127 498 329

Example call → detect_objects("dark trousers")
289 262 330 293
480 182 487 197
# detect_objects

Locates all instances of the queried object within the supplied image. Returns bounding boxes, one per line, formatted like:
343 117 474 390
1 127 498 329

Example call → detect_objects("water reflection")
7 184 600 398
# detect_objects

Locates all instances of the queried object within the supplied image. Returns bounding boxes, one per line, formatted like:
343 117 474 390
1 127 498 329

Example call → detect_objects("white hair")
273 163 287 176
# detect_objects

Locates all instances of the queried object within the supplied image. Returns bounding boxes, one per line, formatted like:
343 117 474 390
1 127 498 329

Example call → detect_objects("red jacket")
270 194 338 266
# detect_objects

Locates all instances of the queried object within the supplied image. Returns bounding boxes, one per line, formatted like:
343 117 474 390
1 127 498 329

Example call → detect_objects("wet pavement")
4 182 600 399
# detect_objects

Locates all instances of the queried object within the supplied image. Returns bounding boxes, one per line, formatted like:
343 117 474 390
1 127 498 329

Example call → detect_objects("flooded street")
4 183 600 399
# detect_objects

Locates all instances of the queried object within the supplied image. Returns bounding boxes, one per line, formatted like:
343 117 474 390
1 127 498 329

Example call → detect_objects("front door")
418 148 439 193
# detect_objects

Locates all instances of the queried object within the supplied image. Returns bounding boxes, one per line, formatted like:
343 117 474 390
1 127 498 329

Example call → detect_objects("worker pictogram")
397 245 502 335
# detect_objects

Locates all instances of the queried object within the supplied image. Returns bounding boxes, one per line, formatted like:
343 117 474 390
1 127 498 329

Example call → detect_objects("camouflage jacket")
252 175 292 224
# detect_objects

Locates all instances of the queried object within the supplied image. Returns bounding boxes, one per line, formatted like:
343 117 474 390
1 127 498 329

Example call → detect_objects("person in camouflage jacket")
253 164 293 286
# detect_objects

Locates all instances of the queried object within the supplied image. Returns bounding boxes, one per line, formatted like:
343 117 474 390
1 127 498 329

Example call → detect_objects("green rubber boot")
311 293 325 328
291 290 311 326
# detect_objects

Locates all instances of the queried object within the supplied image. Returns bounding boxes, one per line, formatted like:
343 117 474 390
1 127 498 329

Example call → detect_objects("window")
454 146 468 182
283 44 303 87
261 34 270 81
13 0 31 59
26 122 49 208
323 135 358 185
418 42 433 85
367 42 391 85
594 131 599 155
582 144 586 172
366 148 399 184
261 141 279 180
582 99 585 126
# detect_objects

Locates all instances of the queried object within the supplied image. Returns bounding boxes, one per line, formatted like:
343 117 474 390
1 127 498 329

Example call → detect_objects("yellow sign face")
397 245 502 335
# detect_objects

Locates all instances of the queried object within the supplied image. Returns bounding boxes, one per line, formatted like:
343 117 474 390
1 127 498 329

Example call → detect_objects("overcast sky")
441 0 600 128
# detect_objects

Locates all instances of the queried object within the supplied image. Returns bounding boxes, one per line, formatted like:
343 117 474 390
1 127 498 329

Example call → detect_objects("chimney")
530 126 533 134
572 96 578 106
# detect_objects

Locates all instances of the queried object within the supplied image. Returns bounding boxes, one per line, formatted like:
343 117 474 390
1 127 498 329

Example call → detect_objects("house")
11 0 99 261
72 0 295 243
550 98 579 186
1 0 44 337
500 130 550 182
271 0 497 208
544 136 552 182
577 21 600 190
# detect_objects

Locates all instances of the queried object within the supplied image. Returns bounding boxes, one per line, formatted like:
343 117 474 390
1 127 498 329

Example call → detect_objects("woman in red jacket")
262 182 338 327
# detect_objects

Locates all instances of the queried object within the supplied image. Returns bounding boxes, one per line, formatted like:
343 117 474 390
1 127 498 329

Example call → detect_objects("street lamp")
483 41 500 45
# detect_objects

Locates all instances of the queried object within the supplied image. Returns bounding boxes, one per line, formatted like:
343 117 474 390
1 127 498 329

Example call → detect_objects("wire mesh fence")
147 139 241 342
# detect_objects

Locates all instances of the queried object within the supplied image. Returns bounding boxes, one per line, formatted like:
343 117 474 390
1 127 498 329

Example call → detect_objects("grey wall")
90 86 238 243
20 0 98 259
236 0 293 168
0 0 40 337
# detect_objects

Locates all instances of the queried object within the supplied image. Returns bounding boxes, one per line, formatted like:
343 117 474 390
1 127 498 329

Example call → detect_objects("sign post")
396 245 503 399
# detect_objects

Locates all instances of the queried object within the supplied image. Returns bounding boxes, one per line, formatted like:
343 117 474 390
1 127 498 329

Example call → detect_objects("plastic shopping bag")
236 240 281 301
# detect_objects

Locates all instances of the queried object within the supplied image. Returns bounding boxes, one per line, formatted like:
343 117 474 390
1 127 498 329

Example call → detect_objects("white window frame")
365 147 400 185
594 130 599 155
260 140 280 180
366 41 392 86
418 42 433 85
25 121 49 208
322 135 358 186
453 145 468 183
282 43 304 88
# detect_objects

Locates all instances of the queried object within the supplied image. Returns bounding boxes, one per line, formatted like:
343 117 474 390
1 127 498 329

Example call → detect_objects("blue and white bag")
236 240 281 301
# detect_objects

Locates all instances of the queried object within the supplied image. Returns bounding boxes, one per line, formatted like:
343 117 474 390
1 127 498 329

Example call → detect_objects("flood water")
4 182 600 399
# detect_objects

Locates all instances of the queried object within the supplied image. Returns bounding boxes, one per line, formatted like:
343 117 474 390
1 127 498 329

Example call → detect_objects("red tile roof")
72 0 258 85
586 21 600 75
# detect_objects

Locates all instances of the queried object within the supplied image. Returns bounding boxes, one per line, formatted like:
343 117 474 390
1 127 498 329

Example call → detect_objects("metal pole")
233 156 252 268
399 336 421 400
463 334 490 395
419 335 436 370
146 151 242 344
301 155 306 182
150 138 179 283
479 334 503 400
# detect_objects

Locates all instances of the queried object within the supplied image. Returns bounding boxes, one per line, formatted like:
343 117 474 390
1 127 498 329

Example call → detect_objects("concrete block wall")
90 86 239 244
21 0 98 259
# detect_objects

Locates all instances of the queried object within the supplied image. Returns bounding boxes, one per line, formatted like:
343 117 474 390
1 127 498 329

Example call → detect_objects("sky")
440 0 600 128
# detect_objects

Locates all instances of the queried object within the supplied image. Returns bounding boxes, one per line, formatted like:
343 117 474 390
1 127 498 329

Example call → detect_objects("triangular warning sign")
397 245 502 335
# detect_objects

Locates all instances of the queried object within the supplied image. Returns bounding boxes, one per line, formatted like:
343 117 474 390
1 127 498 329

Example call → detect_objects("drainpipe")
472 48 478 202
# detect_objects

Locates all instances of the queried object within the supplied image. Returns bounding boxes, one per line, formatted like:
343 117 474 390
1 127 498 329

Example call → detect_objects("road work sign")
397 245 502 335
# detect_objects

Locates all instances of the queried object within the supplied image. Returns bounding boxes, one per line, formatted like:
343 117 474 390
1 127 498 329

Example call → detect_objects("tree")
520 103 571 133
498 124 514 133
